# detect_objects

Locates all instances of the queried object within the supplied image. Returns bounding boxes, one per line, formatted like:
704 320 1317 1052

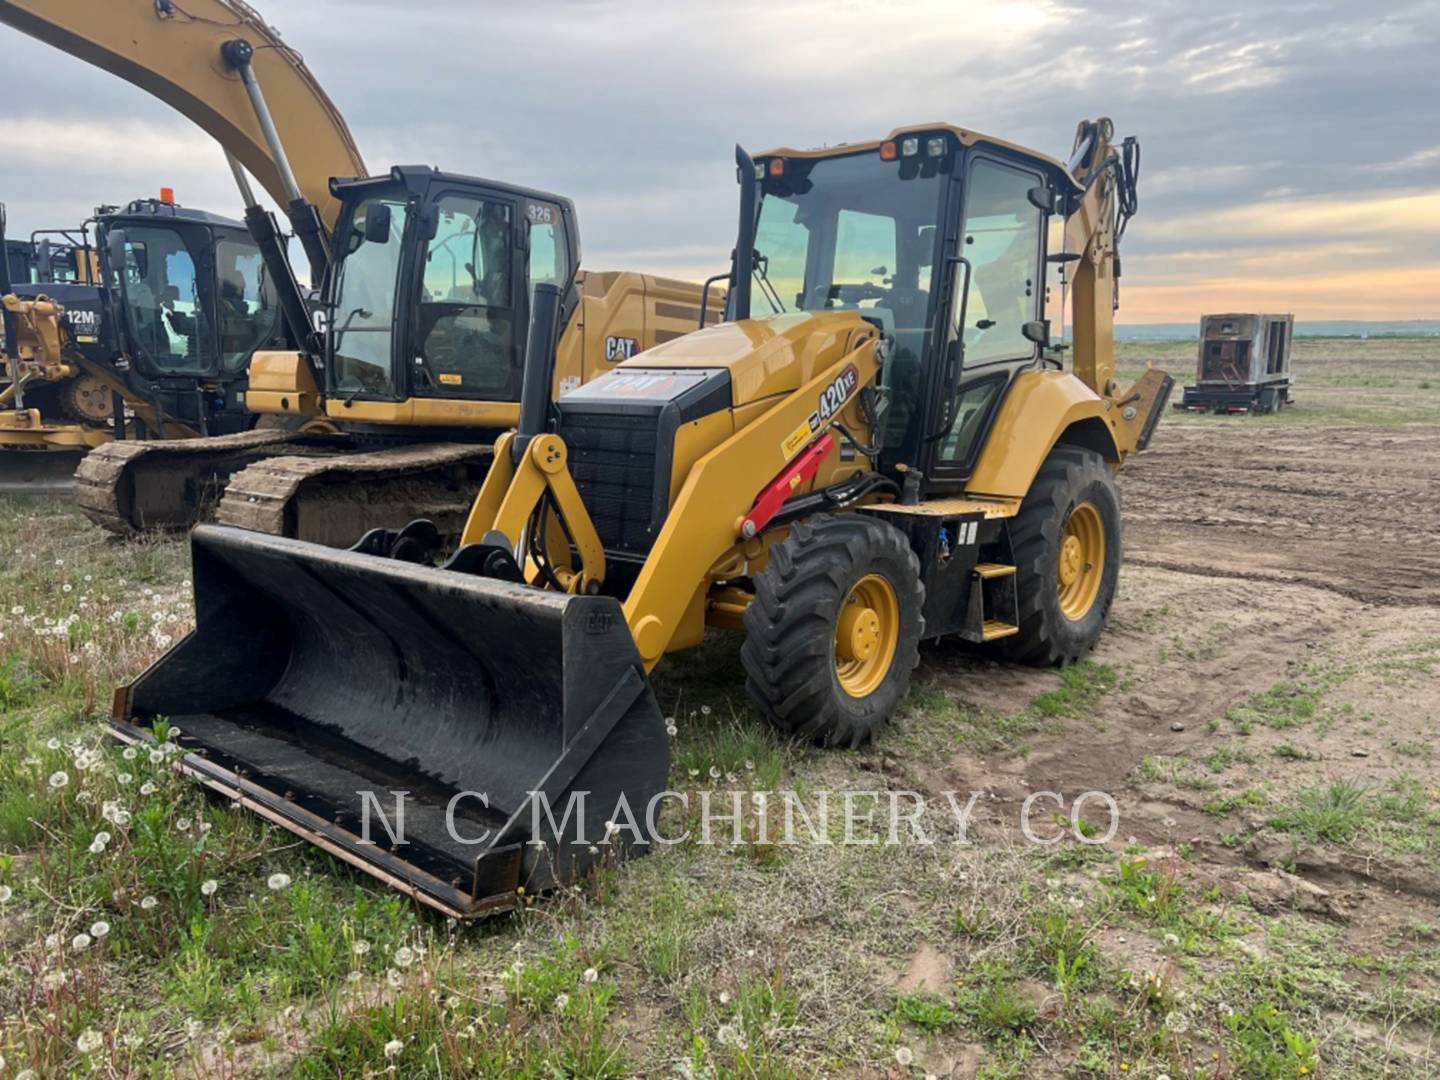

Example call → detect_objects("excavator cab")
252 167 577 431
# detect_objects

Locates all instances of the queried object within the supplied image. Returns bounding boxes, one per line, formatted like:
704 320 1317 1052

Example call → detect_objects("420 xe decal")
781 363 860 459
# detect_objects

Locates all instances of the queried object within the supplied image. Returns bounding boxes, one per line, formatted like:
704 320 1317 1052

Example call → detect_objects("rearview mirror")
363 204 392 244
1022 319 1050 346
104 230 127 278
36 239 53 281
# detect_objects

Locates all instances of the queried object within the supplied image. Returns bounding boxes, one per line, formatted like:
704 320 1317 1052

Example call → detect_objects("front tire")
1000 446 1121 665
741 514 924 747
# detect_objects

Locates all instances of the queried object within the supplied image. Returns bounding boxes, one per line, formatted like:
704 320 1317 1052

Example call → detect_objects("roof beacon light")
767 158 785 177
159 187 176 203
879 141 898 161
927 137 946 158
900 137 919 158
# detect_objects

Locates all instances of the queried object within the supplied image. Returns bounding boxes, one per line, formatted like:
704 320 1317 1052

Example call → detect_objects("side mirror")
36 239 53 281
1022 319 1050 346
415 203 439 244
104 230 127 279
363 204 392 244
1027 186 1058 213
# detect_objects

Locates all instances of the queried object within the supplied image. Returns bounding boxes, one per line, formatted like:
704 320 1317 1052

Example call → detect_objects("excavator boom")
0 0 364 230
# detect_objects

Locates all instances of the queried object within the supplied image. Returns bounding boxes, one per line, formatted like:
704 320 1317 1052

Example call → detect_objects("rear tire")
1000 446 1121 666
741 514 924 747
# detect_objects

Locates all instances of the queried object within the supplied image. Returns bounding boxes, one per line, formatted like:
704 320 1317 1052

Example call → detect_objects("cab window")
416 195 519 400
116 226 211 375
215 238 279 373
528 221 569 288
957 158 1043 366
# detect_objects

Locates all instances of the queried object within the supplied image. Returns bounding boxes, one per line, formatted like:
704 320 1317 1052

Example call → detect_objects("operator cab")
324 166 578 407
743 126 1084 489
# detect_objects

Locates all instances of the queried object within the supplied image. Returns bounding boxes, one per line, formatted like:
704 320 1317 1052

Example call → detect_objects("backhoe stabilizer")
111 524 670 918
1111 367 1174 456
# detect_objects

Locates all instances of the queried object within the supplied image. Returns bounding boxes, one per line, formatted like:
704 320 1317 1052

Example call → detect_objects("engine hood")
619 310 875 406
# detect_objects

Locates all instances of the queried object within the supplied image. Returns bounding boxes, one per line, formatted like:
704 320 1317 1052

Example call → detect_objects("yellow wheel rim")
1057 500 1105 621
834 573 900 698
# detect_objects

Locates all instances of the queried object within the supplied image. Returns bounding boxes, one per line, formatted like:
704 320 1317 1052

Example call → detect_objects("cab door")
926 154 1047 482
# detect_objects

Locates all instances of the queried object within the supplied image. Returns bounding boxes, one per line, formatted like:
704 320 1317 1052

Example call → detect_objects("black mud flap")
112 525 669 918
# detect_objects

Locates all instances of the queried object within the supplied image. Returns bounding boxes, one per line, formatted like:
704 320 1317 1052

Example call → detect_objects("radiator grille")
562 412 664 557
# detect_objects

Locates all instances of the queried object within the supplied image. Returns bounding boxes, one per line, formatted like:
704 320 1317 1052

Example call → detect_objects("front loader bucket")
112 525 669 918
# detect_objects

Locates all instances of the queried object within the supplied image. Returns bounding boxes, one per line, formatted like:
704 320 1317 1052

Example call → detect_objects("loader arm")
0 0 364 231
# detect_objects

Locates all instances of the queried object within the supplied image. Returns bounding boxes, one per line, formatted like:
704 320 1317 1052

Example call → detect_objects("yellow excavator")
0 0 718 539
113 118 1171 916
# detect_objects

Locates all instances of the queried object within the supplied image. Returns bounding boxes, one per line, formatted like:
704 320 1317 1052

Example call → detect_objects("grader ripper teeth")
215 442 494 545
72 428 306 535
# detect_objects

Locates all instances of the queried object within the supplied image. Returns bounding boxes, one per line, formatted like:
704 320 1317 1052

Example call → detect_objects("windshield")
216 236 280 373
753 150 944 320
332 195 408 397
115 224 211 375
754 149 946 459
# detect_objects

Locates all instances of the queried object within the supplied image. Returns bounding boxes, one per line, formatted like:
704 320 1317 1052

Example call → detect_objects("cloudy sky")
3 0 1437 323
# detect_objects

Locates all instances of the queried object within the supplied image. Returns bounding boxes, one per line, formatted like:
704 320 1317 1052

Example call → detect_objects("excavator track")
73 428 307 535
216 441 494 546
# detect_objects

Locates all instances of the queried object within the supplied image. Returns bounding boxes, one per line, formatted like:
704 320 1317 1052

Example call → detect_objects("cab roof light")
901 137 919 158
879 141 898 161
767 158 785 177
159 186 175 203
927 137 946 157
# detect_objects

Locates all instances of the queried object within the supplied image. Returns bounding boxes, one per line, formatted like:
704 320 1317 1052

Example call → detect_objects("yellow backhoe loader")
112 118 1171 917
0 0 718 538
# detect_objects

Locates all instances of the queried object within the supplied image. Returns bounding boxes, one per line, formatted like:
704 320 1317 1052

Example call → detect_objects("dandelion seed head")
48 771 69 789
140 896 158 911
383 1038 404 1059
201 879 218 897
76 1029 102 1054
895 1046 914 1067
266 872 292 891
90 921 110 939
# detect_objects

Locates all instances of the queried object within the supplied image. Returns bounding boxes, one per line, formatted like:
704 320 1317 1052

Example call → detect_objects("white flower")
95 831 111 845
45 933 61 949
76 1029 102 1054
140 895 158 910
201 879 218 897
72 932 93 951
701 705 712 716
393 945 415 968
266 872 292 891
149 750 165 764
140 782 157 796
709 766 721 779
352 940 371 956
0 885 12 903
48 771 69 789
554 992 570 1012
17 1070 38 1080
63 583 73 593
383 1039 404 1059
42 969 66 990
90 920 110 939
386 967 403 989
895 1046 914 1067
117 773 133 785
176 818 192 831
10 605 23 615
716 1023 741 1047
666 723 678 736
719 990 732 1004
582 967 599 983
46 737 60 749
122 747 138 760
89 839 107 855
1164 932 1180 947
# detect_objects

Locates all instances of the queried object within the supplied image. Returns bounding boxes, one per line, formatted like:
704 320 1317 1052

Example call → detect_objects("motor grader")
112 117 1171 917
0 0 719 539
2 195 282 493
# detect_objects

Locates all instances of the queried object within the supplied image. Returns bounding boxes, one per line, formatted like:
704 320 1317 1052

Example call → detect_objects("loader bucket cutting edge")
112 524 670 916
